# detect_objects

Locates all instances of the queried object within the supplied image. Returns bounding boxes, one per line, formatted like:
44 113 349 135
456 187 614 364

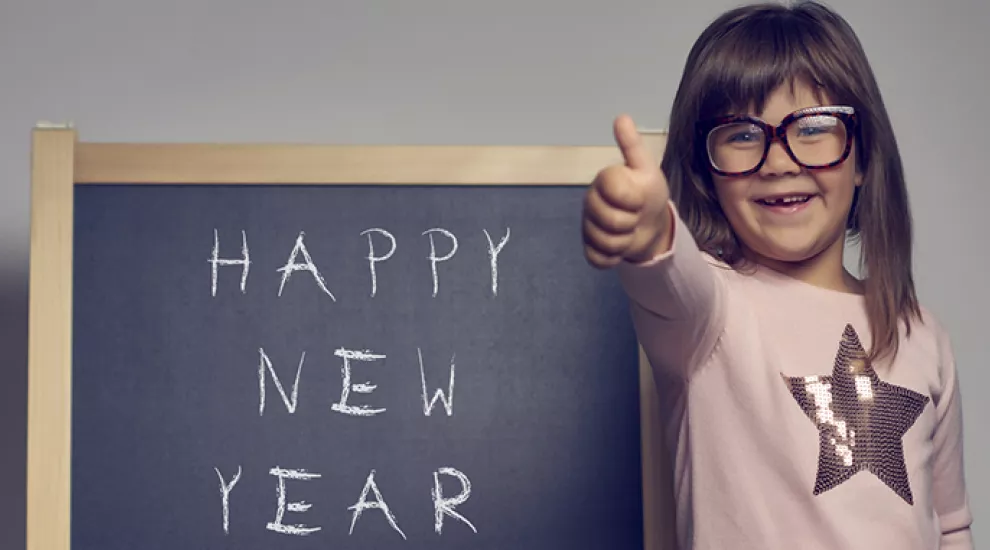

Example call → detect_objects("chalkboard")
27 131 676 550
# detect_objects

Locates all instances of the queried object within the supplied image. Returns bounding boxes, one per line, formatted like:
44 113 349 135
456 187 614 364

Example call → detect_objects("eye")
795 115 840 137
726 129 761 143
716 123 763 145
797 126 829 137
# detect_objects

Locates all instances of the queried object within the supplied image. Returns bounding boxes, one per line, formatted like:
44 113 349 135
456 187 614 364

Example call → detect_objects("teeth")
762 195 810 205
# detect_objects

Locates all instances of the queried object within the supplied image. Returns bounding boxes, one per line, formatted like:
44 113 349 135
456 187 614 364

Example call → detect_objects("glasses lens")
707 123 767 174
786 114 848 167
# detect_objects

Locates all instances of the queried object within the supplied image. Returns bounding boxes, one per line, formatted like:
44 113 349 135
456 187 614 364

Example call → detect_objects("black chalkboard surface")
69 182 644 549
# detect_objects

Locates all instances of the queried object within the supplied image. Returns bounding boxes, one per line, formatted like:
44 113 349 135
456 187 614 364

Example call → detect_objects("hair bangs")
696 7 852 121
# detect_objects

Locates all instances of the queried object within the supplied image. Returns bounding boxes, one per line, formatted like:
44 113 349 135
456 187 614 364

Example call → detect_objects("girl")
582 2 973 549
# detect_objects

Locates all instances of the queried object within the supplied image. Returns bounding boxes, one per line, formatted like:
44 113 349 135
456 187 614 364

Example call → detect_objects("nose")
759 137 801 178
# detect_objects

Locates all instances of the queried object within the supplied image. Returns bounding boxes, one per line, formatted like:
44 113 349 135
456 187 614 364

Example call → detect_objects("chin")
749 238 828 265
761 249 820 265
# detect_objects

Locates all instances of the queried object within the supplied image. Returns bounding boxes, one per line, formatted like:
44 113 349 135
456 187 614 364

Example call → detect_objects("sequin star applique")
781 324 930 504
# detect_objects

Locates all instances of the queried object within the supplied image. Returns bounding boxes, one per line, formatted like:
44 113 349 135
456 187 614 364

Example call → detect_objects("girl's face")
710 80 863 287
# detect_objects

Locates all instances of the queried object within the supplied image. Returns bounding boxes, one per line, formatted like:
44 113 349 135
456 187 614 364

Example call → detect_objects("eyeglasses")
697 106 858 177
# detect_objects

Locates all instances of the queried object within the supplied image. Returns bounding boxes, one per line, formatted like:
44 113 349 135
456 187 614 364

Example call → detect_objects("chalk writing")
422 228 458 298
214 465 241 535
209 229 250 297
252 346 462 417
209 228 510 299
208 226 495 540
258 348 305 416
419 347 456 417
213 466 477 538
433 467 477 534
330 348 387 417
360 228 396 298
483 228 510 297
267 467 322 536
277 232 336 300
349 469 407 540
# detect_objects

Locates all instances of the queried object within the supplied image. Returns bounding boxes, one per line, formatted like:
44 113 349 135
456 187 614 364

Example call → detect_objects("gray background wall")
1 0 986 547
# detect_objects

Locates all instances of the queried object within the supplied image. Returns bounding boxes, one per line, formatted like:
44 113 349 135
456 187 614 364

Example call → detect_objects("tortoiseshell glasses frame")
696 105 859 177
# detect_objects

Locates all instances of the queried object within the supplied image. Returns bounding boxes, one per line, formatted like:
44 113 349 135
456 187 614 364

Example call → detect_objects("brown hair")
661 0 920 364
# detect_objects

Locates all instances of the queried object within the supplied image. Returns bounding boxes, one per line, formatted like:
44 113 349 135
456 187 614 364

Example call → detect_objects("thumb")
613 114 656 173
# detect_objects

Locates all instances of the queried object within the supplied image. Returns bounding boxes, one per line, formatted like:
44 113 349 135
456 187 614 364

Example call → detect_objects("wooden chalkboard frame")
27 127 675 550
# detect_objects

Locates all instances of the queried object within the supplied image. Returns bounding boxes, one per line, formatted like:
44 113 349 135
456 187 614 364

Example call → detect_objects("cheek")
712 178 754 219
818 150 861 195
815 167 859 200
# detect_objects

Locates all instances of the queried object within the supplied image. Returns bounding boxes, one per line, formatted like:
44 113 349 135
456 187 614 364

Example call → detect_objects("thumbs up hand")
583 115 672 269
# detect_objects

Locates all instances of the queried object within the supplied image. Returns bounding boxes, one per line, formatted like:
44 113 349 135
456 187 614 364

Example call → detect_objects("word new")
260 346 456 417
208 227 511 299
214 465 477 539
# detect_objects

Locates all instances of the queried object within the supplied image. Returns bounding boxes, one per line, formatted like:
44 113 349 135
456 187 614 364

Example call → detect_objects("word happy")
208 227 512 298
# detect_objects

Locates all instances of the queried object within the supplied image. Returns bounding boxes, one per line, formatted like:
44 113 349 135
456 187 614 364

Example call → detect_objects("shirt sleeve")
615 200 726 380
931 322 974 549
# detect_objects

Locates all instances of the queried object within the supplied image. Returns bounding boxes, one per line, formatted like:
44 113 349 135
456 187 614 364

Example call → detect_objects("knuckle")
606 184 643 211
584 247 606 267
602 209 633 232
582 219 603 245
600 234 629 255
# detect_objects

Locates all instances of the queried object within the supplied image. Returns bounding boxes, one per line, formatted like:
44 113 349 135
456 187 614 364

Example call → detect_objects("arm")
615 201 725 379
931 325 973 549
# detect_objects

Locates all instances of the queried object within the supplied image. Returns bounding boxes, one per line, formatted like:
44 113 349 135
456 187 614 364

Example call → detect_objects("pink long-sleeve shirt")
617 203 973 550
